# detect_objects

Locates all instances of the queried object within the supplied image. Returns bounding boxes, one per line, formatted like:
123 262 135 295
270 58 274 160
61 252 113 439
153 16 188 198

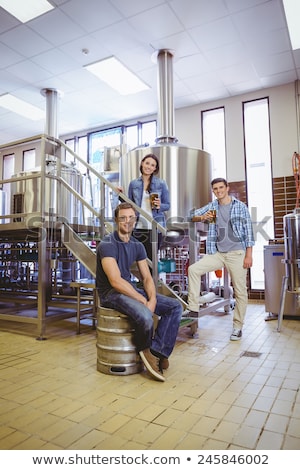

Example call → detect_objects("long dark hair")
139 153 160 192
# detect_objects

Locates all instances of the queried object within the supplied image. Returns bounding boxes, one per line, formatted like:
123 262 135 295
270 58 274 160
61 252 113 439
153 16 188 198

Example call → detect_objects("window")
141 121 156 146
65 138 75 150
2 153 15 220
65 138 75 164
202 107 227 180
76 136 88 175
65 136 87 175
89 127 122 172
89 127 123 216
23 149 36 171
126 125 138 150
243 98 274 290
125 120 156 150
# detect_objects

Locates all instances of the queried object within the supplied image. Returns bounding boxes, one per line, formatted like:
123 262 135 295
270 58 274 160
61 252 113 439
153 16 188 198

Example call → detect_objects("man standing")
96 202 182 382
185 178 255 341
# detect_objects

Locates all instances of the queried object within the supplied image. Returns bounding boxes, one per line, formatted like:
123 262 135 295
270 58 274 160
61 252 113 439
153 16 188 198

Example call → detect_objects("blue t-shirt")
96 231 147 297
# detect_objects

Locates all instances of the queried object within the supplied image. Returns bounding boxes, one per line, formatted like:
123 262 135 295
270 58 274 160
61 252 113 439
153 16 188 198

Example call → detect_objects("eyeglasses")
118 215 137 223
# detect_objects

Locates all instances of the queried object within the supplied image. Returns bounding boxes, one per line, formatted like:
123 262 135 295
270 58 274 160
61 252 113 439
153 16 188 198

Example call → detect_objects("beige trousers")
187 250 248 329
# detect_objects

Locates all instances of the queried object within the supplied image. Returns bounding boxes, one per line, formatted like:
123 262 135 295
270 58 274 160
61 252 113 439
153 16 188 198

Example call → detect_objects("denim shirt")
191 196 255 254
128 176 170 227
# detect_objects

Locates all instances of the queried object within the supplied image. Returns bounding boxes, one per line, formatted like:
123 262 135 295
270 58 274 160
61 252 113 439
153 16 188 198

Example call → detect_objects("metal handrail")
48 135 167 234
0 133 166 285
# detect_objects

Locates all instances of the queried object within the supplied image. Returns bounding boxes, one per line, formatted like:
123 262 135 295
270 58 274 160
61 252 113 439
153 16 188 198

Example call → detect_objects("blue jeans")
99 287 182 358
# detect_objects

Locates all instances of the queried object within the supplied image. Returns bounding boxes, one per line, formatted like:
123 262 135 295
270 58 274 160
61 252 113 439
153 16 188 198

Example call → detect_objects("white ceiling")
0 0 299 145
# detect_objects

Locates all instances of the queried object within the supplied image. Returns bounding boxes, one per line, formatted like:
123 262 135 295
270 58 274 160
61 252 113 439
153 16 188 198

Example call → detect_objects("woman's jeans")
99 287 182 358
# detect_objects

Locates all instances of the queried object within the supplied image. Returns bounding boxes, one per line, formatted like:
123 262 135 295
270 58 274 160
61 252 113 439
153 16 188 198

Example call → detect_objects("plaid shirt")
192 196 255 254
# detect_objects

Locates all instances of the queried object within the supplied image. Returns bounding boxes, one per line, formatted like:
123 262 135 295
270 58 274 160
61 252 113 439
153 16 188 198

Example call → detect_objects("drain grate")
240 351 262 358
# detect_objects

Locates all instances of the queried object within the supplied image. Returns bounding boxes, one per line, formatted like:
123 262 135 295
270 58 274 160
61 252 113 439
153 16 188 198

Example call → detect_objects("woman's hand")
153 196 160 209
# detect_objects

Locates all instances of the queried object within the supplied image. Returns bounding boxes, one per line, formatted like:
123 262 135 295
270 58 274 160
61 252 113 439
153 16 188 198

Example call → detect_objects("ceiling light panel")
283 0 300 50
0 0 54 23
84 57 150 95
0 94 44 120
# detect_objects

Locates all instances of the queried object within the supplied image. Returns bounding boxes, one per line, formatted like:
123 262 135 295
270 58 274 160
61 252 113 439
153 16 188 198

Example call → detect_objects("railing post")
151 222 159 287
188 221 198 266
37 135 48 339
100 181 106 239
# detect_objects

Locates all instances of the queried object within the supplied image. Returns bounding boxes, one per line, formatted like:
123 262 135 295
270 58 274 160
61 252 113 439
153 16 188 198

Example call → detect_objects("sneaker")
230 328 242 341
182 309 198 318
150 349 169 372
159 357 169 371
139 349 165 382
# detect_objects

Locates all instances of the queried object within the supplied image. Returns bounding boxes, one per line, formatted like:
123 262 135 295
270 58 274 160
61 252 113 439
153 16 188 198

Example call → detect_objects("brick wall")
273 176 297 239
230 177 297 299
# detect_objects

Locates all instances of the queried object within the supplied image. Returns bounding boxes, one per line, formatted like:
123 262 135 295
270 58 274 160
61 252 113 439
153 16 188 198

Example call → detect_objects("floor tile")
0 303 299 450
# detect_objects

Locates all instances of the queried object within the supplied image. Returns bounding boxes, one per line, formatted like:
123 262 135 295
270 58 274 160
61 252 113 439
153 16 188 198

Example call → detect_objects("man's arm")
189 203 211 222
101 256 147 305
243 246 253 269
136 259 157 313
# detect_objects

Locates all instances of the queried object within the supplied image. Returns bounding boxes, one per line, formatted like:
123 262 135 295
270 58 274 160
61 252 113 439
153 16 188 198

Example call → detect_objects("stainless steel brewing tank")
284 210 300 292
120 143 212 220
11 163 84 224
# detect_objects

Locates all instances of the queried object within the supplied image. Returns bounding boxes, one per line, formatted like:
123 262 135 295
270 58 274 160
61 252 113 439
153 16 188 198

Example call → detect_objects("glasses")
118 215 137 223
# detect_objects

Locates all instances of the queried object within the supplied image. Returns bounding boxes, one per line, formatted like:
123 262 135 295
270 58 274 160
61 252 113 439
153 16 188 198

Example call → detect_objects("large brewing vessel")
121 49 212 222
121 143 211 220
11 162 84 224
284 209 300 292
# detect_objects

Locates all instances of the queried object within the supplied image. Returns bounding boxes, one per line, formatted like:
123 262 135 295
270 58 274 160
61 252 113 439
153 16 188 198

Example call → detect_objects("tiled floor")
0 302 300 450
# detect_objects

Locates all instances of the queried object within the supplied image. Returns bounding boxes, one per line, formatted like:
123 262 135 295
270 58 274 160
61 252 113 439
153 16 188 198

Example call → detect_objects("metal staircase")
61 222 96 278
0 133 225 339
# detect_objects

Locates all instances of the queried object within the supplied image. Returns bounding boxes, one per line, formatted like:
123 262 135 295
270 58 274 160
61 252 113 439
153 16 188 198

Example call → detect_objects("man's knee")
140 307 154 327
188 261 203 277
188 263 196 276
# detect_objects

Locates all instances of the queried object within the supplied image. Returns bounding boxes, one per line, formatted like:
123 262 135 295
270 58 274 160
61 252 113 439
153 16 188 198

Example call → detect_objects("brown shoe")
139 349 165 382
159 357 169 371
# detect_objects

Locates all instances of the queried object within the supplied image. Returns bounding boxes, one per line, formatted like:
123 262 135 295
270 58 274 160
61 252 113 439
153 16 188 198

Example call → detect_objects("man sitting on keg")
96 202 182 382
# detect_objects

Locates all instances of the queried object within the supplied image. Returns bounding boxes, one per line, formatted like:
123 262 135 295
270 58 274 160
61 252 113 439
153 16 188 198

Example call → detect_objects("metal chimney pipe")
156 50 177 144
41 88 60 138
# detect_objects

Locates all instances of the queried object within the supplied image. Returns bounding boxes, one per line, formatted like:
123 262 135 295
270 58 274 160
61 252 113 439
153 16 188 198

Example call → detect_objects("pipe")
156 50 177 144
295 79 300 153
41 88 60 138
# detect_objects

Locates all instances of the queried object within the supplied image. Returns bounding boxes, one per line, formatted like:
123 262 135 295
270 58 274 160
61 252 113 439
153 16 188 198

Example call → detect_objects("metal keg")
284 210 300 292
96 307 143 375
